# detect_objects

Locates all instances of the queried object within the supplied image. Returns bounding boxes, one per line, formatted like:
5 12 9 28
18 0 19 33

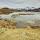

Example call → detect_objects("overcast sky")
0 0 40 8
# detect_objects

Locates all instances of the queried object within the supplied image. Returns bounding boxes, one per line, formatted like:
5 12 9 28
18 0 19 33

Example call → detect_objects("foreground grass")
0 28 40 40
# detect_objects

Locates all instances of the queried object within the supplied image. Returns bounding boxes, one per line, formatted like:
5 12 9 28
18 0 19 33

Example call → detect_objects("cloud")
0 0 40 8
5 0 40 4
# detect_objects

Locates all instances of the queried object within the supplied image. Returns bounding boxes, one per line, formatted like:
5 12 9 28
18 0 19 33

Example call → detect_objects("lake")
16 12 40 28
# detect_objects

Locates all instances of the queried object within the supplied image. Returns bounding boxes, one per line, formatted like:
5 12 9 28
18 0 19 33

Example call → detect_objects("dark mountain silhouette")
0 7 40 15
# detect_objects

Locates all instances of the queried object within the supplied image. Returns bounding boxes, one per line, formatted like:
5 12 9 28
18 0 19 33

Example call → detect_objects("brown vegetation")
0 20 16 29
0 7 14 15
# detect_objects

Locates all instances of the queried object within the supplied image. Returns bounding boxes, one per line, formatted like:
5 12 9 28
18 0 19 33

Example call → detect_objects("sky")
0 0 40 8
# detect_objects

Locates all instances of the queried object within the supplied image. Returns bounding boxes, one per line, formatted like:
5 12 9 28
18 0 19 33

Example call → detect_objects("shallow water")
16 12 40 28
16 12 40 21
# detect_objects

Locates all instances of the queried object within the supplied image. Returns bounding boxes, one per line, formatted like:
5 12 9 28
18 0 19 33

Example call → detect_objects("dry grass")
0 28 40 40
0 19 40 40
0 8 14 15
0 20 16 29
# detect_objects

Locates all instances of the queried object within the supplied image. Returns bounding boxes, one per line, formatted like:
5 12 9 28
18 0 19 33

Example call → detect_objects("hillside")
0 7 40 15
0 7 14 15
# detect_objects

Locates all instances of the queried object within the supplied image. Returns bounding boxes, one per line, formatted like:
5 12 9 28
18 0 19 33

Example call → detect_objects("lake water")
16 12 40 28
0 12 40 28
16 12 40 21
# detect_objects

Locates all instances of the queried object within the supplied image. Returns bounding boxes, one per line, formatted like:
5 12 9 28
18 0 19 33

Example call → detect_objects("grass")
0 28 40 40
0 19 40 40
0 20 16 29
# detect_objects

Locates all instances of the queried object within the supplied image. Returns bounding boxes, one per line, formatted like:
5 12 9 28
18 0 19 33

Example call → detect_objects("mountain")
0 7 40 15
16 7 40 12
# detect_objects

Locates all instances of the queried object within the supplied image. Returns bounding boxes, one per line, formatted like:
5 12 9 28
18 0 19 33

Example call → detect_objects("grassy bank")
0 28 40 40
0 20 16 29
0 19 40 40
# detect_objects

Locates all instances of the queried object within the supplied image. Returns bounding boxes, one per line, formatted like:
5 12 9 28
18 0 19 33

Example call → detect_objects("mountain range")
0 7 40 15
